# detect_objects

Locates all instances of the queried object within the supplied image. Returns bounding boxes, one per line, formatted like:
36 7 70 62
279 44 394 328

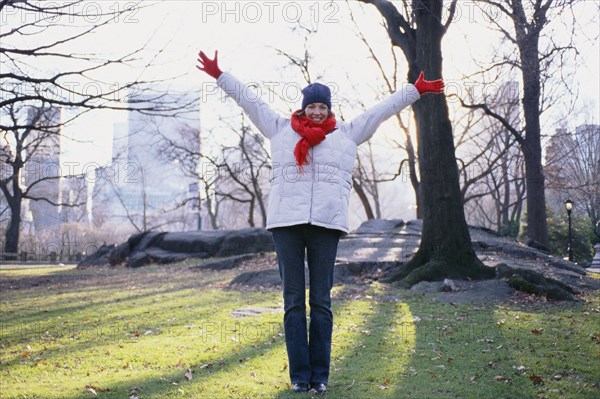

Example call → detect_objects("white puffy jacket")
216 72 420 234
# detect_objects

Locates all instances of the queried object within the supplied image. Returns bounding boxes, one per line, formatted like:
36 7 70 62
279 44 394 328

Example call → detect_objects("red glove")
413 71 445 95
196 50 223 79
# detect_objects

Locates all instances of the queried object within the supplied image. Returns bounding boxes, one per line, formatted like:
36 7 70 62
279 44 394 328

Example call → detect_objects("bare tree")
347 4 421 218
455 82 526 234
546 124 600 226
215 115 271 228
0 1 197 259
359 0 495 286
459 0 581 247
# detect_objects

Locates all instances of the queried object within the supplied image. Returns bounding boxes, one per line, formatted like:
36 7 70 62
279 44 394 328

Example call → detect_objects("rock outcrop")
78 228 274 268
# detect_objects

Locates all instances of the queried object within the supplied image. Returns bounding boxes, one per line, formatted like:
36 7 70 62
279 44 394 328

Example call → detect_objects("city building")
91 89 200 232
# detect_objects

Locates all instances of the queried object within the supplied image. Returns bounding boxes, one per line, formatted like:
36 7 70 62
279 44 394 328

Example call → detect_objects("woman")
196 50 444 394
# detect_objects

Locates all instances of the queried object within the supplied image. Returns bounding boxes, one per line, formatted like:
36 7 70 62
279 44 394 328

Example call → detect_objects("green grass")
1 262 599 399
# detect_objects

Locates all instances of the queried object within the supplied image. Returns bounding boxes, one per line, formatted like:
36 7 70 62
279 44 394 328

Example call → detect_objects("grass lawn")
0 260 599 399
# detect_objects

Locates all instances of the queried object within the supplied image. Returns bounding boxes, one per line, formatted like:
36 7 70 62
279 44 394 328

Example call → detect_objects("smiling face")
304 103 329 124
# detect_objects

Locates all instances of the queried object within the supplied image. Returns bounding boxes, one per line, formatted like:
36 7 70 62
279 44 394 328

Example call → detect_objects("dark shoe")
310 383 327 394
291 383 309 393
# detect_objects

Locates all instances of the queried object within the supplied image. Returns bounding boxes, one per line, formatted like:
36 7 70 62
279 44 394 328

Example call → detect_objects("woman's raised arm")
196 50 285 140
346 72 444 145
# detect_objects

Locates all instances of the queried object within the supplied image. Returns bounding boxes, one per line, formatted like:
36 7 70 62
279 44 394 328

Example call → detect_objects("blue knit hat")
301 82 332 111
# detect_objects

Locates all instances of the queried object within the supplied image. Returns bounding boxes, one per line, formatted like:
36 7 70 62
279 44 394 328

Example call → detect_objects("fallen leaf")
531 328 543 335
382 377 391 385
529 374 544 385
129 387 140 399
494 375 506 382
184 368 193 380
85 385 109 394
21 351 30 358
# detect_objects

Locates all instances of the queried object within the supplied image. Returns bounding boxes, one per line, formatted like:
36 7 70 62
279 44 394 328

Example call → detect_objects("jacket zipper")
308 147 315 224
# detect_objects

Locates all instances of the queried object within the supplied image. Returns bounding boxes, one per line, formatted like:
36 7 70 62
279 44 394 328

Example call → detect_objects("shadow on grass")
386 292 599 399
0 265 232 333
3 265 598 399
0 284 227 344
41 285 358 398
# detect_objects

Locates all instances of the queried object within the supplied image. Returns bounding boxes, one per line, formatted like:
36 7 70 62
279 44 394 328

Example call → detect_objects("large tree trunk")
519 33 549 247
361 0 576 298
370 0 494 285
3 168 22 261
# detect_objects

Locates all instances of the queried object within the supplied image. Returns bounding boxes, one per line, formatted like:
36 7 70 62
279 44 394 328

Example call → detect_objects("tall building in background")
59 174 88 223
111 122 129 163
91 89 200 232
23 106 62 231
126 91 199 211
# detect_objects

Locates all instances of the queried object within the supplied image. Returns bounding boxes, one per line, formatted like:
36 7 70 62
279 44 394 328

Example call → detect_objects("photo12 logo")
201 80 340 106
0 1 140 25
200 1 340 24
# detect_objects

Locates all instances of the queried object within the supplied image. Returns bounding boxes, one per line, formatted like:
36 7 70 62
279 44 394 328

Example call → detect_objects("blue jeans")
272 224 340 386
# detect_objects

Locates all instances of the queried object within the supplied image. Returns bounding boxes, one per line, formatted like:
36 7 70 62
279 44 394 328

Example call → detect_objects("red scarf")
291 110 337 169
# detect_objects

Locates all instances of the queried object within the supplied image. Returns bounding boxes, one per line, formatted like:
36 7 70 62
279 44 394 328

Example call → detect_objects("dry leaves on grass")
128 387 141 399
529 374 544 385
378 377 391 390
184 368 193 380
85 384 110 395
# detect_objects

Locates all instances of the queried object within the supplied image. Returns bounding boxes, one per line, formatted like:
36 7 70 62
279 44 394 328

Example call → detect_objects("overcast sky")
5 0 598 168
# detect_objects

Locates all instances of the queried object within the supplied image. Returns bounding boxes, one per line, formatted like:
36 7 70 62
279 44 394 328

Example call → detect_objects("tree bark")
361 0 494 285
3 179 22 261
519 34 549 247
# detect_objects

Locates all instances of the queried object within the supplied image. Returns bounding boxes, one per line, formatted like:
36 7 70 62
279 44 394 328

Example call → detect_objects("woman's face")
304 103 329 124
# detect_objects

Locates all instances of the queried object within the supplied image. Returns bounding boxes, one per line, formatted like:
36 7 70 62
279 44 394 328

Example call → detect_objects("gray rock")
195 254 259 271
78 228 274 268
216 228 274 257
410 281 444 293
229 269 282 287
354 219 405 234
441 279 459 292
77 244 113 267
437 280 516 304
